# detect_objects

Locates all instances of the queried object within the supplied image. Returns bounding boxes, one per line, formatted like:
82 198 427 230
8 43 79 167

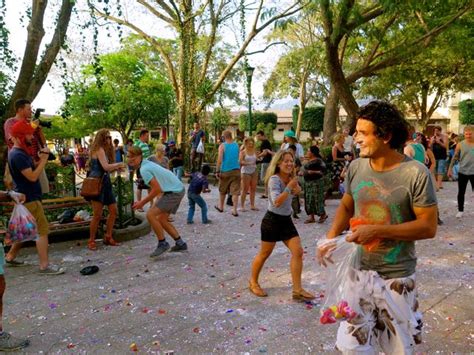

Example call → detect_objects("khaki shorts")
24 201 49 236
219 169 241 195
156 190 185 214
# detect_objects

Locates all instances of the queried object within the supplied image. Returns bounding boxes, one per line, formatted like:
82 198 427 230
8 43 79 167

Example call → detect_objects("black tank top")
432 141 447 160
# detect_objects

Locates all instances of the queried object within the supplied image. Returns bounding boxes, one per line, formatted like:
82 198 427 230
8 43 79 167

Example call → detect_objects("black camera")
33 108 52 128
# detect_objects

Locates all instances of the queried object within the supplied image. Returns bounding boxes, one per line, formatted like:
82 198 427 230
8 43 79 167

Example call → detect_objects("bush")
239 111 277 132
292 105 324 136
459 99 474 125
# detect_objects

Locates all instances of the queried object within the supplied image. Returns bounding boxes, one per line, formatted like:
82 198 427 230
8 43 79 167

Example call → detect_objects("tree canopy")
63 48 175 140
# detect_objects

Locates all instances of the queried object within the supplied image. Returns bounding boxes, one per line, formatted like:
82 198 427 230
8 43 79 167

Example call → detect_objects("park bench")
0 196 104 236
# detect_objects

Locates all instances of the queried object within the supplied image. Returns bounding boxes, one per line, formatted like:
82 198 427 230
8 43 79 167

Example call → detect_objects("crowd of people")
0 98 473 352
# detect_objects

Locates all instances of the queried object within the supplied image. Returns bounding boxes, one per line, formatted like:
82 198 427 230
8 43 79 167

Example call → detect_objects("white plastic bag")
317 233 361 324
196 140 204 154
6 203 39 243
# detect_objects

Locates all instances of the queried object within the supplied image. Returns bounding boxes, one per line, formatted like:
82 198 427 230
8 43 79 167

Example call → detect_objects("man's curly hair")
357 100 409 150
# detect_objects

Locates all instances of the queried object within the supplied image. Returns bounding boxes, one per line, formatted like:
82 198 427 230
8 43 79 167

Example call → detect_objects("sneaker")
186 220 194 224
0 332 30 351
170 242 188 252
150 242 170 258
5 259 27 267
456 211 463 218
38 264 65 275
203 220 212 224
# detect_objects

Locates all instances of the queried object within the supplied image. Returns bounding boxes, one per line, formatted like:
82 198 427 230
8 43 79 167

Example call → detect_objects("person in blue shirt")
127 146 188 258
186 165 211 224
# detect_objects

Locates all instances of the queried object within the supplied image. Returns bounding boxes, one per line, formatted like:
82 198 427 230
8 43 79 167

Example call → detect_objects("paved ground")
3 181 473 354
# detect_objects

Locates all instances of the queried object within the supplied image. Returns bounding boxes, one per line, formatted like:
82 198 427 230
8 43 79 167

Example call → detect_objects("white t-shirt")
281 142 304 159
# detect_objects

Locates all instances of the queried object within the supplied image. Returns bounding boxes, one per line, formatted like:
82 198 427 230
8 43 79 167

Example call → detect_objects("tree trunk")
323 86 339 146
325 43 359 130
295 70 308 139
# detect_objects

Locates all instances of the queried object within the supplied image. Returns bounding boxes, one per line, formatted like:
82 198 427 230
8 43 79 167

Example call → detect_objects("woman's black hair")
357 100 409 150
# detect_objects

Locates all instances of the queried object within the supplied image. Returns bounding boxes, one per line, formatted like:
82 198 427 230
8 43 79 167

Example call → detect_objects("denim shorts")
435 159 447 175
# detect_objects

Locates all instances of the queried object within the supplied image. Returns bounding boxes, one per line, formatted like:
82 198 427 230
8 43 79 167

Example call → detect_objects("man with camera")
3 99 50 194
5 120 64 275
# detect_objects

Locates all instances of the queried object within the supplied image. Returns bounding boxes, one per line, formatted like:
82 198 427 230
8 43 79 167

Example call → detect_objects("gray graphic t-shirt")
345 156 437 279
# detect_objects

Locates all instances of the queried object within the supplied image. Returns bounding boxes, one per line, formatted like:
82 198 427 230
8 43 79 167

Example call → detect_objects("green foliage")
63 48 175 139
239 112 277 132
210 107 232 135
44 163 76 200
292 106 324 135
459 100 474 125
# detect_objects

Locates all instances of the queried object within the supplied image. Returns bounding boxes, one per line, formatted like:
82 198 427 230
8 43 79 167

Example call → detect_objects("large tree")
88 0 304 146
318 0 472 142
64 50 175 140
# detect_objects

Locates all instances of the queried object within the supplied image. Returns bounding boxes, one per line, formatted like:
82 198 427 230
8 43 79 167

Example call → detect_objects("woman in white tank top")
240 137 258 211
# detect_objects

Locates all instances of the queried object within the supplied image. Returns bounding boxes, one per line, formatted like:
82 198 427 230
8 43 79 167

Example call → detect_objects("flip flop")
214 206 223 213
304 219 316 224
232 212 239 217
80 265 99 276
250 207 260 211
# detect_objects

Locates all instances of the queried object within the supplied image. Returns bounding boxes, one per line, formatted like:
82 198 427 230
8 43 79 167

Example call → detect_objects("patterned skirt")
304 178 326 216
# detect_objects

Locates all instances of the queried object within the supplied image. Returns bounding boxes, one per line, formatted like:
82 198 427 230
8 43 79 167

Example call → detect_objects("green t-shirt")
345 156 437 279
134 140 151 159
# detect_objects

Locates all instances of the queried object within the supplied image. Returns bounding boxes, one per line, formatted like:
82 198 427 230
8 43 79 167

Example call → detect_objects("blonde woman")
148 144 169 169
86 129 125 250
240 137 259 211
249 150 315 301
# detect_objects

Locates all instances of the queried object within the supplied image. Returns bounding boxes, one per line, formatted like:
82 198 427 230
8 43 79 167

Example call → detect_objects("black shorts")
261 211 298 242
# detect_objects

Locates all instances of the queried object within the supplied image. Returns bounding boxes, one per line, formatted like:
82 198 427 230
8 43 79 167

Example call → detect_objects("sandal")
214 206 223 213
250 207 259 211
304 218 316 224
292 289 315 301
249 281 268 297
318 214 329 223
232 212 239 217
87 240 97 251
104 236 120 246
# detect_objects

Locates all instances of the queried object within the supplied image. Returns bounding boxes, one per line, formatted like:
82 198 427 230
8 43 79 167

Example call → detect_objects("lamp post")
245 64 255 135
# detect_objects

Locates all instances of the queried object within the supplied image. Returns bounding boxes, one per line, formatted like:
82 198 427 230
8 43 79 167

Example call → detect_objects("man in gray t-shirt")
317 101 438 354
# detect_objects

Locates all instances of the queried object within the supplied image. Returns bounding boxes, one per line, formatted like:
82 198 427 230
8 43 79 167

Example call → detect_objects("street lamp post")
245 64 255 136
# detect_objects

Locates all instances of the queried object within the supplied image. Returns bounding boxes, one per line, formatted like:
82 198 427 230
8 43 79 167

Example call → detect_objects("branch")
346 4 472 84
194 1 305 114
427 88 444 118
361 14 398 68
339 34 348 62
93 7 179 99
332 0 355 44
345 5 384 33
198 0 223 85
154 0 179 21
246 41 287 56
138 0 175 25
27 0 75 100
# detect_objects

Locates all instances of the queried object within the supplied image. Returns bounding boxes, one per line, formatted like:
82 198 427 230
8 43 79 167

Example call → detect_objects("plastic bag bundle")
6 203 39 243
317 233 361 324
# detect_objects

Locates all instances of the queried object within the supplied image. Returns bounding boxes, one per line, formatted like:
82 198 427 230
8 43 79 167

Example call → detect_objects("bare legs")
89 201 119 249
241 173 258 210
146 206 180 241
6 235 49 269
250 237 310 295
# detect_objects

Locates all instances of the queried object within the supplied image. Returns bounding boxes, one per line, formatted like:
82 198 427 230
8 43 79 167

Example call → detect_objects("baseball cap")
284 130 296 138
10 120 35 138
168 140 176 146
